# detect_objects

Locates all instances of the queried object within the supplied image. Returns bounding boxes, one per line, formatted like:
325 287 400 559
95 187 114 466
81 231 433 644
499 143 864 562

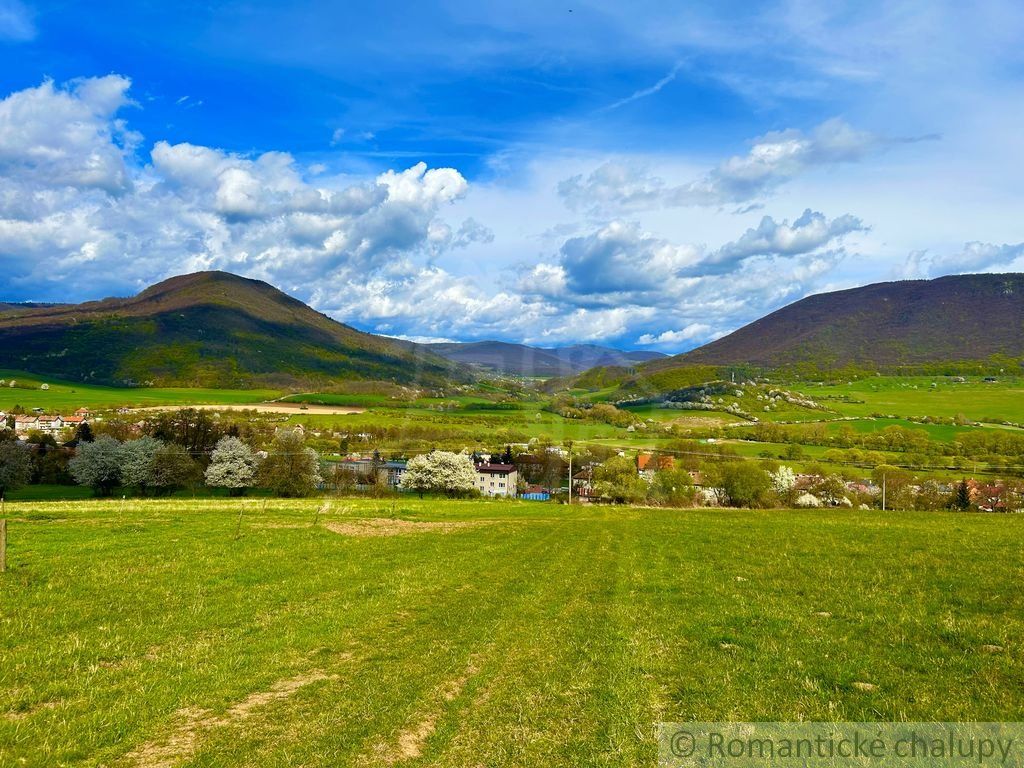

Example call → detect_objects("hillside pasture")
0 370 278 412
1 499 1021 767
808 376 1024 423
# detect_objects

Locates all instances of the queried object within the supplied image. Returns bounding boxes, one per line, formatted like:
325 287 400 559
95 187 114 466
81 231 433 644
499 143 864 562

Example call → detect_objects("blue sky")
1 0 1023 350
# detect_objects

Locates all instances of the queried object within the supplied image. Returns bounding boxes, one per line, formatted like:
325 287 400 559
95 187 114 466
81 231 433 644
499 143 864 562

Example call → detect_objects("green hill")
0 271 465 388
656 273 1024 372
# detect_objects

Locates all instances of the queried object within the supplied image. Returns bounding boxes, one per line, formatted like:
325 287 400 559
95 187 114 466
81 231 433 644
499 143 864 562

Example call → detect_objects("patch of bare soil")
323 518 485 538
124 670 337 768
671 414 740 428
386 660 479 763
2 700 59 722
130 403 364 415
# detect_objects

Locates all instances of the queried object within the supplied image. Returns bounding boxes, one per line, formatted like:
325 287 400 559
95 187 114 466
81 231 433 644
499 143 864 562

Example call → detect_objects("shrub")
718 461 774 508
795 492 822 508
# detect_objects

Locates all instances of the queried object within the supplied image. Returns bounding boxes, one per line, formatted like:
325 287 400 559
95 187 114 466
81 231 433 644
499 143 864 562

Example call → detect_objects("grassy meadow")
2 499 1022 766
809 375 1024 423
0 370 279 413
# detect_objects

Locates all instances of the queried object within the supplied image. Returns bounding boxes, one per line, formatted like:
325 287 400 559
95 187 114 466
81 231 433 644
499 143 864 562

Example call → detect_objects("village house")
11 409 91 437
36 414 64 434
636 452 675 479
476 462 517 497
335 456 407 489
965 478 1016 512
571 467 594 499
13 414 38 433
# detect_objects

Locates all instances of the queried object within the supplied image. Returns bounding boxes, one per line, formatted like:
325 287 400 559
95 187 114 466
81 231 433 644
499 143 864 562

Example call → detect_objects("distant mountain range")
2 271 1019 391
427 340 664 377
0 271 463 388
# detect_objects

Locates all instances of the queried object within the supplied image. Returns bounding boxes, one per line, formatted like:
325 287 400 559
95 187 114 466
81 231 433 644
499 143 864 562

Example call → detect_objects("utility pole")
566 439 574 505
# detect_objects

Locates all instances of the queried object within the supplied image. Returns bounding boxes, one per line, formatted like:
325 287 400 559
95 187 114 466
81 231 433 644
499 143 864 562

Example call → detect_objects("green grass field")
2 499 1021 766
810 376 1024 423
0 370 279 412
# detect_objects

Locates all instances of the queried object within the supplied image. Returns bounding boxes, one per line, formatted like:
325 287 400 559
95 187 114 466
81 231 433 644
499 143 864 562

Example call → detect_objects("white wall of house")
476 467 517 497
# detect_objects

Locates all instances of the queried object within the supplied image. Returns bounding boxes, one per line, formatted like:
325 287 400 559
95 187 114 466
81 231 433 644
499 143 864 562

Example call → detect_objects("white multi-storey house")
475 463 517 497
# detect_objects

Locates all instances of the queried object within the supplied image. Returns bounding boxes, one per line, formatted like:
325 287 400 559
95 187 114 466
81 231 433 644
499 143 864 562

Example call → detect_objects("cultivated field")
2 500 1022 766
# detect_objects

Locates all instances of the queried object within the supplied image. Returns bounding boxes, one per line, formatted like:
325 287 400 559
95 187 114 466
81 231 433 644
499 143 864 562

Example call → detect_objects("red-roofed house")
637 452 675 478
13 415 38 434
36 415 64 434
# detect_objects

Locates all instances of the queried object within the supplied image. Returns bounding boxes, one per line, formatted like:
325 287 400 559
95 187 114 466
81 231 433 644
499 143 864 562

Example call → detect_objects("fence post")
1 518 7 573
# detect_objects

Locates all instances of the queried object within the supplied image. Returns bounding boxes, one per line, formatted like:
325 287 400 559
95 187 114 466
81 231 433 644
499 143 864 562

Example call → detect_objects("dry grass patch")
323 518 486 538
3 700 60 722
123 670 338 768
382 659 480 764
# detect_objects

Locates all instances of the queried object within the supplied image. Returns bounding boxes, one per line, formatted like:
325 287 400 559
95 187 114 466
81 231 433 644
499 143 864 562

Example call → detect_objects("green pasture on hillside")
0 371 278 413
2 499 1022 766
285 407 624 443
810 376 1024 423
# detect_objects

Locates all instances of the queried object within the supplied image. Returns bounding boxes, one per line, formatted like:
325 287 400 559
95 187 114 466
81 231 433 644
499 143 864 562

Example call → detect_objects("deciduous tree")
205 436 259 495
718 461 773 508
150 443 202 492
649 466 695 507
69 436 124 495
399 451 478 497
592 455 648 504
121 436 164 494
259 430 322 497
0 441 31 496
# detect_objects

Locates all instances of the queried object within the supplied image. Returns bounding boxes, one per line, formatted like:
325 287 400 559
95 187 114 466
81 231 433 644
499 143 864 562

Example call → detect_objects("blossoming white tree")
400 451 478 497
120 436 163 493
769 465 796 496
795 492 822 508
205 436 260 495
69 435 124 495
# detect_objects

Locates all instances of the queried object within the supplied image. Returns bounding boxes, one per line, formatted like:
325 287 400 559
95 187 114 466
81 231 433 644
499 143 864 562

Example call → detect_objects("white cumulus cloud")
559 118 884 214
637 324 713 346
905 241 1024 278
0 76 477 301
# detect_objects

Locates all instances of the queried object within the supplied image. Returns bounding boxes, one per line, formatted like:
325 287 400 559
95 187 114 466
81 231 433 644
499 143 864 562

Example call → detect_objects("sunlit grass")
1 499 1021 766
